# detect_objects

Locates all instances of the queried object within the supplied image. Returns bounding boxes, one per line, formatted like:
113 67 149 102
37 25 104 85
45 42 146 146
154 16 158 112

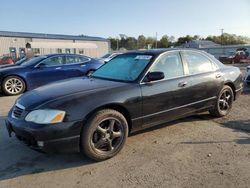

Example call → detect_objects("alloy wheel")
4 78 24 95
218 89 232 112
91 118 124 153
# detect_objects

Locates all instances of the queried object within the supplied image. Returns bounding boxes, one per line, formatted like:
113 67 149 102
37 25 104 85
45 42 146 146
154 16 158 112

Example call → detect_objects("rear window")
182 51 214 74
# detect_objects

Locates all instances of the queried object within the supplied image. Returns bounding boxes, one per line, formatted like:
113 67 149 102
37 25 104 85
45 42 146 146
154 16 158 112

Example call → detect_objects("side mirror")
35 63 46 69
146 72 165 82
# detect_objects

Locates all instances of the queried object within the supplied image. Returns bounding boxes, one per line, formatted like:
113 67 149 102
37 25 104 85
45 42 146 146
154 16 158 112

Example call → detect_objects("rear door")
63 55 91 77
140 51 194 127
180 50 222 109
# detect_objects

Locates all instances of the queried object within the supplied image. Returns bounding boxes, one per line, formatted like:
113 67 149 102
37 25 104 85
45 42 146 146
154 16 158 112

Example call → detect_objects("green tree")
126 37 137 50
159 35 170 48
206 33 250 45
108 37 118 50
146 37 155 49
176 35 194 46
137 35 146 49
193 35 200 40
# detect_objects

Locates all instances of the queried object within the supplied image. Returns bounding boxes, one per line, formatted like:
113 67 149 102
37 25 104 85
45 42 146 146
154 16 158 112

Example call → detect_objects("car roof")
123 48 204 56
43 53 92 59
45 53 86 56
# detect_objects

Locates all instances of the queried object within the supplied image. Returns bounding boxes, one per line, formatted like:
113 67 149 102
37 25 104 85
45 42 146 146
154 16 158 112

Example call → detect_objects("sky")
0 0 250 39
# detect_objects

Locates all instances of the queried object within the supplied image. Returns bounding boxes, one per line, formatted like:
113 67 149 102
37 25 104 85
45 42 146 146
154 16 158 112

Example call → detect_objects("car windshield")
21 56 47 66
101 53 111 58
15 58 28 65
92 53 152 82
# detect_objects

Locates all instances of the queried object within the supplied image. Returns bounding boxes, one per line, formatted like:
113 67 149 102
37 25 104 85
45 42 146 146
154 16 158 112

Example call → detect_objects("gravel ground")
0 66 249 188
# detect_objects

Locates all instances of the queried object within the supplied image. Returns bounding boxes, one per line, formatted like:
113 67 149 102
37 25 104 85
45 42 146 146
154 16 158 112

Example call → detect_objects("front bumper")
6 116 83 153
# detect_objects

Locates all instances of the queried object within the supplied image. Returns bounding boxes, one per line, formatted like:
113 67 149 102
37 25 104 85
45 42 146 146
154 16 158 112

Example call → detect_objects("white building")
0 31 110 59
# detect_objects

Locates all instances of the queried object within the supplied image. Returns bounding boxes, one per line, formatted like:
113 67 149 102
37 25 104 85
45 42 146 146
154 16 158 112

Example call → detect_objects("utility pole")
155 32 158 48
116 38 119 51
221 28 224 45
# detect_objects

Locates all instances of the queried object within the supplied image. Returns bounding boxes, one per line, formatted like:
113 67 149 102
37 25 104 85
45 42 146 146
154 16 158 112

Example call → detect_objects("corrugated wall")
0 36 109 58
0 37 31 56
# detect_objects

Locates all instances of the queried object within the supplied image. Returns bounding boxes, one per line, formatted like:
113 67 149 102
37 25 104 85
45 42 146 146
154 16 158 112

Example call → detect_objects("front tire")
2 76 26 96
209 85 234 117
80 109 128 161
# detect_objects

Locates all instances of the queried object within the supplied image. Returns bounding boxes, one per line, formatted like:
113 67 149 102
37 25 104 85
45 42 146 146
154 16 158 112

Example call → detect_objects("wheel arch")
84 103 132 133
224 81 236 100
86 69 96 75
2 74 28 91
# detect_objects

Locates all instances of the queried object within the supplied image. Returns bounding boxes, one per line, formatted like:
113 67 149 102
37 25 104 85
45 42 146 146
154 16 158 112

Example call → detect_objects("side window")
80 56 90 63
40 56 64 67
65 56 82 64
65 56 89 64
65 56 78 64
183 51 214 74
151 52 184 79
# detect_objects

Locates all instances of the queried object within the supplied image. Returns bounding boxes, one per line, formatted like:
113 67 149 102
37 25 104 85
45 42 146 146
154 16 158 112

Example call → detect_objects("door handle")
178 81 188 87
216 74 221 78
55 67 62 70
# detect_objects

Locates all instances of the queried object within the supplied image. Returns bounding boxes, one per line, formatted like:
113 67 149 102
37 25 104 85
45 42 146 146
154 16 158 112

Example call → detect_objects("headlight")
25 109 66 124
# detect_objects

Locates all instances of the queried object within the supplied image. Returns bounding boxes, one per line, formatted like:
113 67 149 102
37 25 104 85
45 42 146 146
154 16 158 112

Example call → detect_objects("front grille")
12 105 24 119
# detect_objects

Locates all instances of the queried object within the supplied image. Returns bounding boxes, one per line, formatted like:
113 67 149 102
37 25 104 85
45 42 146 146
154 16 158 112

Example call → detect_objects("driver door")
140 51 194 127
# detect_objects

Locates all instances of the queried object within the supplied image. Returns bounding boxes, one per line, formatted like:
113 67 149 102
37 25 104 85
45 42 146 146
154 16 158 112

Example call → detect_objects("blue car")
0 54 104 95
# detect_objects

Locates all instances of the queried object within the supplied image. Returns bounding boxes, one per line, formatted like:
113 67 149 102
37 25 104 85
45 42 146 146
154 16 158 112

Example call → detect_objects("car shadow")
0 114 205 181
181 119 250 145
129 114 206 137
1 114 250 181
0 116 94 181
130 114 250 145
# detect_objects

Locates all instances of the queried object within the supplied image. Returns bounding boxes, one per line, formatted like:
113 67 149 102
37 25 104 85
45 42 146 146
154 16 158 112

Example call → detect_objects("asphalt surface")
0 66 249 188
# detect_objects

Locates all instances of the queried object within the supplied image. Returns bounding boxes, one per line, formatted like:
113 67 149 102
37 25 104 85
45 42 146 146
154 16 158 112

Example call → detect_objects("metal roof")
180 40 220 48
123 48 202 55
0 30 108 42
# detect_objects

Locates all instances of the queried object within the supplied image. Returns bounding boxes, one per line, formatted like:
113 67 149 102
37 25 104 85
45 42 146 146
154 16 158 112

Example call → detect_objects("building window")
32 48 40 55
66 49 71 54
79 49 84 54
57 49 62 53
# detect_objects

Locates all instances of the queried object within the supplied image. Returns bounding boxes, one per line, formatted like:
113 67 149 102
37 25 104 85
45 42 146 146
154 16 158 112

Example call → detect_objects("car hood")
0 64 16 69
0 64 24 72
16 77 127 110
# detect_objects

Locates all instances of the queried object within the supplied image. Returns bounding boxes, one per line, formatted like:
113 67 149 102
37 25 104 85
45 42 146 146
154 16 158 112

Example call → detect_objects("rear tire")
86 70 95 76
2 76 26 96
209 85 234 117
80 109 128 161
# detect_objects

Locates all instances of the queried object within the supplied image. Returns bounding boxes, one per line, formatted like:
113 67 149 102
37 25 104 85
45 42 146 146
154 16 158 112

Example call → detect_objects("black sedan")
5 49 243 161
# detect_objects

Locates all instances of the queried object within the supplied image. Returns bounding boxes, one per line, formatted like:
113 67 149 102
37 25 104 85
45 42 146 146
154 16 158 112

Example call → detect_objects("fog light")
37 141 44 147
